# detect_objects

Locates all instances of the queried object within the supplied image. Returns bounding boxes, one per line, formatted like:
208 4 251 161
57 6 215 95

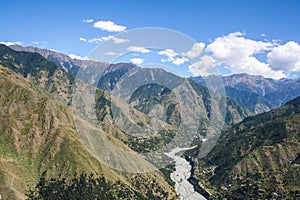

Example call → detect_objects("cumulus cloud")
188 55 216 76
268 41 300 72
182 42 205 59
83 19 94 23
204 31 285 79
159 49 188 66
127 46 150 53
93 20 126 32
172 57 189 66
206 32 273 63
130 58 143 65
237 56 286 79
158 49 178 58
0 41 23 46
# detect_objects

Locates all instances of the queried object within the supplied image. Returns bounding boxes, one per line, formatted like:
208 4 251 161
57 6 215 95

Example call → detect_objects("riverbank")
165 147 206 200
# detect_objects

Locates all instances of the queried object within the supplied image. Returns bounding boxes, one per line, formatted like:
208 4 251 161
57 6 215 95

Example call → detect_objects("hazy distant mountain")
191 74 300 113
186 96 300 199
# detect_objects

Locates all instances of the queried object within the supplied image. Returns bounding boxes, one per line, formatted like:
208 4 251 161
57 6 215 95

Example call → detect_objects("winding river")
166 147 206 200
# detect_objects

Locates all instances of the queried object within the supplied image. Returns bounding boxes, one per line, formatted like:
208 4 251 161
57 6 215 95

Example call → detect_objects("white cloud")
205 31 285 79
267 41 300 72
101 35 129 44
130 58 143 65
172 57 189 66
158 49 178 58
237 56 286 79
84 35 129 44
160 56 188 66
87 37 103 44
206 32 273 63
188 55 216 76
159 49 188 66
83 19 94 23
93 20 126 32
0 41 23 46
80 37 87 42
68 54 88 60
182 42 205 59
127 46 150 53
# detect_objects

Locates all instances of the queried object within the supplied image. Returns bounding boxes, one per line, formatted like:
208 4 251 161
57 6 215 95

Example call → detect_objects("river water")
165 147 206 200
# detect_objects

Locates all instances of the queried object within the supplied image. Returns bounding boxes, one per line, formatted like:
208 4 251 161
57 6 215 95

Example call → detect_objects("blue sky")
1 0 300 78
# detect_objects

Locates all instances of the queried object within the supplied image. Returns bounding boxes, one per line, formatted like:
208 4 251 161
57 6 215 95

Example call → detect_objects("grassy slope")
0 44 253 199
0 65 104 199
0 65 177 199
191 96 300 199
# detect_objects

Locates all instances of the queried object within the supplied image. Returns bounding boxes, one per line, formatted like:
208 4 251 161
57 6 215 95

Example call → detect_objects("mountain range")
11 45 300 115
191 74 300 114
186 96 300 199
0 44 248 199
0 44 299 199
0 44 179 199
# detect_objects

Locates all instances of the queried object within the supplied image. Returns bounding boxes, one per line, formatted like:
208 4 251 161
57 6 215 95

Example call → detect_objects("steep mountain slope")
188 96 300 199
0 44 74 105
0 65 103 199
92 70 251 158
192 74 300 114
1 44 254 199
10 44 108 76
0 65 177 198
9 45 138 88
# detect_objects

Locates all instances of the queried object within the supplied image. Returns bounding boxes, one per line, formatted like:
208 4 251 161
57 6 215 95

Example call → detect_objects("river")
165 147 206 200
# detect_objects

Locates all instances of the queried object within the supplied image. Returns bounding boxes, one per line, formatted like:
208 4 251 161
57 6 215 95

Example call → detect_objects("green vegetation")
4 41 298 199
0 44 75 105
0 54 177 199
187 96 300 199
159 164 176 187
27 172 164 200
129 83 181 126
125 130 176 153
27 173 115 200
0 44 56 78
27 172 173 200
94 89 112 121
